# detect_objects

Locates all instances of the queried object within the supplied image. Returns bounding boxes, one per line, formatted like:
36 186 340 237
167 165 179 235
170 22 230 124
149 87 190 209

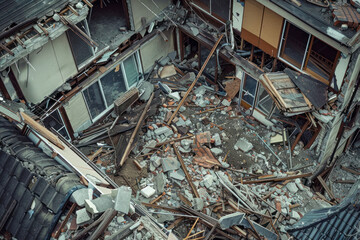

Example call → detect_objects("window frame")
41 109 71 141
191 0 231 24
82 51 143 122
278 20 339 84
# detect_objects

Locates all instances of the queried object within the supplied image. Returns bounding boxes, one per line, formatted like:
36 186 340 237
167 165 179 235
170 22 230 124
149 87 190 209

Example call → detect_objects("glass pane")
83 82 106 119
242 75 258 105
100 66 127 106
306 38 338 80
124 55 139 87
280 23 310 68
212 0 230 20
43 110 63 131
58 127 70 140
67 21 93 66
256 84 275 114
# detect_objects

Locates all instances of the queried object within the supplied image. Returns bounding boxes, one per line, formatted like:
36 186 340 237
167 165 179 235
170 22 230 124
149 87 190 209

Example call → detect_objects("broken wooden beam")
317 176 338 202
241 173 311 184
340 165 360 175
89 209 117 240
174 145 200 198
88 147 103 161
167 34 224 125
20 111 65 150
119 92 154 166
0 43 14 56
54 203 77 239
335 179 356 184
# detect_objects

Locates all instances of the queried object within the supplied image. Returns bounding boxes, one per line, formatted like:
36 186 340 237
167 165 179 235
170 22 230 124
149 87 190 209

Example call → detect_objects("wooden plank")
291 120 310 153
88 147 103 161
174 145 200 198
340 165 360 175
241 173 312 184
20 111 65 150
167 34 224 125
89 209 117 240
54 203 77 239
317 176 337 202
119 92 154 166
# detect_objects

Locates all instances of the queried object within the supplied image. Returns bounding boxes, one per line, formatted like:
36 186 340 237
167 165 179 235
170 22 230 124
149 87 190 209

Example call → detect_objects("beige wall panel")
140 29 174 72
242 0 263 37
260 8 283 49
64 93 91 132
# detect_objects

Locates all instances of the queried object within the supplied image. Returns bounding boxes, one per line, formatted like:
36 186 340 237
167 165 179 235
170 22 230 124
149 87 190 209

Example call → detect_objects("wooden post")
167 34 224 125
291 120 310 153
119 92 154 166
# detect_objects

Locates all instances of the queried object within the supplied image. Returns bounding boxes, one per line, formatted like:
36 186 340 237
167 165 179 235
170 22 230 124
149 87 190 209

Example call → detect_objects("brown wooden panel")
259 39 277 57
242 0 264 37
259 8 283 55
241 29 260 48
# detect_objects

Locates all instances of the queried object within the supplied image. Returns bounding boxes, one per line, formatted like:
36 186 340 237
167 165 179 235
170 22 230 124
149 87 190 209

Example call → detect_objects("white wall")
140 29 175 72
130 0 171 31
11 33 77 104
64 92 91 133
233 0 244 32
334 54 350 90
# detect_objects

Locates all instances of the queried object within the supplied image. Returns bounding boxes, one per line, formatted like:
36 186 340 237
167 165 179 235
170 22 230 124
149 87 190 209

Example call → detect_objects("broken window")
242 74 258 106
82 52 142 121
83 82 106 119
67 20 95 67
200 45 217 77
192 0 230 22
42 109 70 140
279 21 339 83
256 84 278 115
100 65 127 106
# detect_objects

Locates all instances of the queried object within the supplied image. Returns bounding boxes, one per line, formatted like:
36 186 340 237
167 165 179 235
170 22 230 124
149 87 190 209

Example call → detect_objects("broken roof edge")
0 4 89 72
256 0 351 54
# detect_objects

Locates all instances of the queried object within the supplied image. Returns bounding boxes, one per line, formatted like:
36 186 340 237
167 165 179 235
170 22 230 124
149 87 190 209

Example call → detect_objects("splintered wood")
193 143 221 168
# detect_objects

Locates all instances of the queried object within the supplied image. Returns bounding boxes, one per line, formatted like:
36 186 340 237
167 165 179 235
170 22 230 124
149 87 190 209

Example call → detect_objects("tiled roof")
287 189 360 240
0 116 81 239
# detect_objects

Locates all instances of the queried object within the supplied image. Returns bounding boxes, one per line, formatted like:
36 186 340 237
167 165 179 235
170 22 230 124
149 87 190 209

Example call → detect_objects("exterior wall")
334 54 350 90
11 33 77 104
64 92 91 133
130 0 171 32
140 29 175 72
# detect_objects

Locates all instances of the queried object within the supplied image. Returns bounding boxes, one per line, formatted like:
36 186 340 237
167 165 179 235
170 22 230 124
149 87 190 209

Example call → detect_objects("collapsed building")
0 0 360 239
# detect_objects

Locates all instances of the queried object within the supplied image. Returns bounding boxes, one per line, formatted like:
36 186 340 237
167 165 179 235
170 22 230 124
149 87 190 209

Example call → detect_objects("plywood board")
242 0 264 37
260 8 283 51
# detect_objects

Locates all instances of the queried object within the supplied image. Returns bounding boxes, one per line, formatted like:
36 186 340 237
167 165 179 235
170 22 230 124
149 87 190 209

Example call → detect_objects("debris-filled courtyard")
0 0 360 240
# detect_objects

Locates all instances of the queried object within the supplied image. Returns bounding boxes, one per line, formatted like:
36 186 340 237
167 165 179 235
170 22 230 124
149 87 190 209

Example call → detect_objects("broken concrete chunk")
221 99 231 106
234 137 253 152
169 169 185 181
85 195 114 215
168 92 180 101
193 198 204 211
154 126 173 137
210 148 223 156
142 140 157 154
76 208 92 225
114 186 132 214
203 174 214 189
70 188 93 207
286 182 299 194
161 157 180 172
155 173 165 193
141 186 156 198
213 133 222 146
219 212 245 230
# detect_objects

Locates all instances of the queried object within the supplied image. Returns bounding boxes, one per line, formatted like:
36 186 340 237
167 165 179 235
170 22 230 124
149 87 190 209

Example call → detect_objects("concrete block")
155 173 165 193
168 92 180 101
219 212 245 230
154 126 173 136
141 186 156 198
76 208 92 225
286 182 299 194
114 186 132 214
213 133 221 146
70 188 93 207
210 148 223 156
234 137 253 152
193 198 204 211
203 174 214 189
221 99 231 106
142 140 157 154
161 157 180 172
85 195 114 215
169 170 185 181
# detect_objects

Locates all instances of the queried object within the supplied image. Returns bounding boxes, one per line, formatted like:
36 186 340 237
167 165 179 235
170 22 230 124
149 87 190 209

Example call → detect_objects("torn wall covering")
140 29 174 72
130 0 171 31
11 33 77 104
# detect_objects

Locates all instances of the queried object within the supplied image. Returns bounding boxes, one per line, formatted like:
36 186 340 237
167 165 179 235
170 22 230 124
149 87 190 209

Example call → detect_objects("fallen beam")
241 173 312 184
167 34 224 125
317 176 337 202
119 92 154 166
340 165 360 175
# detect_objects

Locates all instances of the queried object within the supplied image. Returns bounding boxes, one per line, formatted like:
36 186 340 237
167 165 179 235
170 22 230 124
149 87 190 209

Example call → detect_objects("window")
67 20 95 67
242 74 258 106
256 84 278 115
42 110 70 140
82 52 143 121
279 21 339 83
192 0 231 22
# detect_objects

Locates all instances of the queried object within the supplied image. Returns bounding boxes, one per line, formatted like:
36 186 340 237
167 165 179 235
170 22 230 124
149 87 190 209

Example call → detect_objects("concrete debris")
85 195 114 215
161 157 180 172
286 182 299 194
141 186 156 198
114 186 132 214
210 147 223 156
219 212 245 230
76 208 92 225
234 137 253 152
70 188 93 207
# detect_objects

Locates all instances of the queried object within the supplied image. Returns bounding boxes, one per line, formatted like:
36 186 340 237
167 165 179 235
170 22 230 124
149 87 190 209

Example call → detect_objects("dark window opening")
67 21 94 67
42 110 70 140
192 0 230 22
88 0 129 50
242 74 258 106
83 82 106 119
100 65 127 106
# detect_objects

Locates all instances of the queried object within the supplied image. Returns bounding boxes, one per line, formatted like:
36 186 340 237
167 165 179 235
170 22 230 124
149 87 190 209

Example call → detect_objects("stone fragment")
70 188 93 207
142 140 157 154
193 198 204 211
155 172 165 193
76 208 92 225
219 212 245 230
168 92 180 101
210 148 223 156
169 170 185 181
213 133 221 146
141 186 156 198
203 174 214 189
114 186 132 214
286 182 299 194
154 126 173 136
234 137 253 152
221 99 231 106
161 157 180 172
85 195 114 215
